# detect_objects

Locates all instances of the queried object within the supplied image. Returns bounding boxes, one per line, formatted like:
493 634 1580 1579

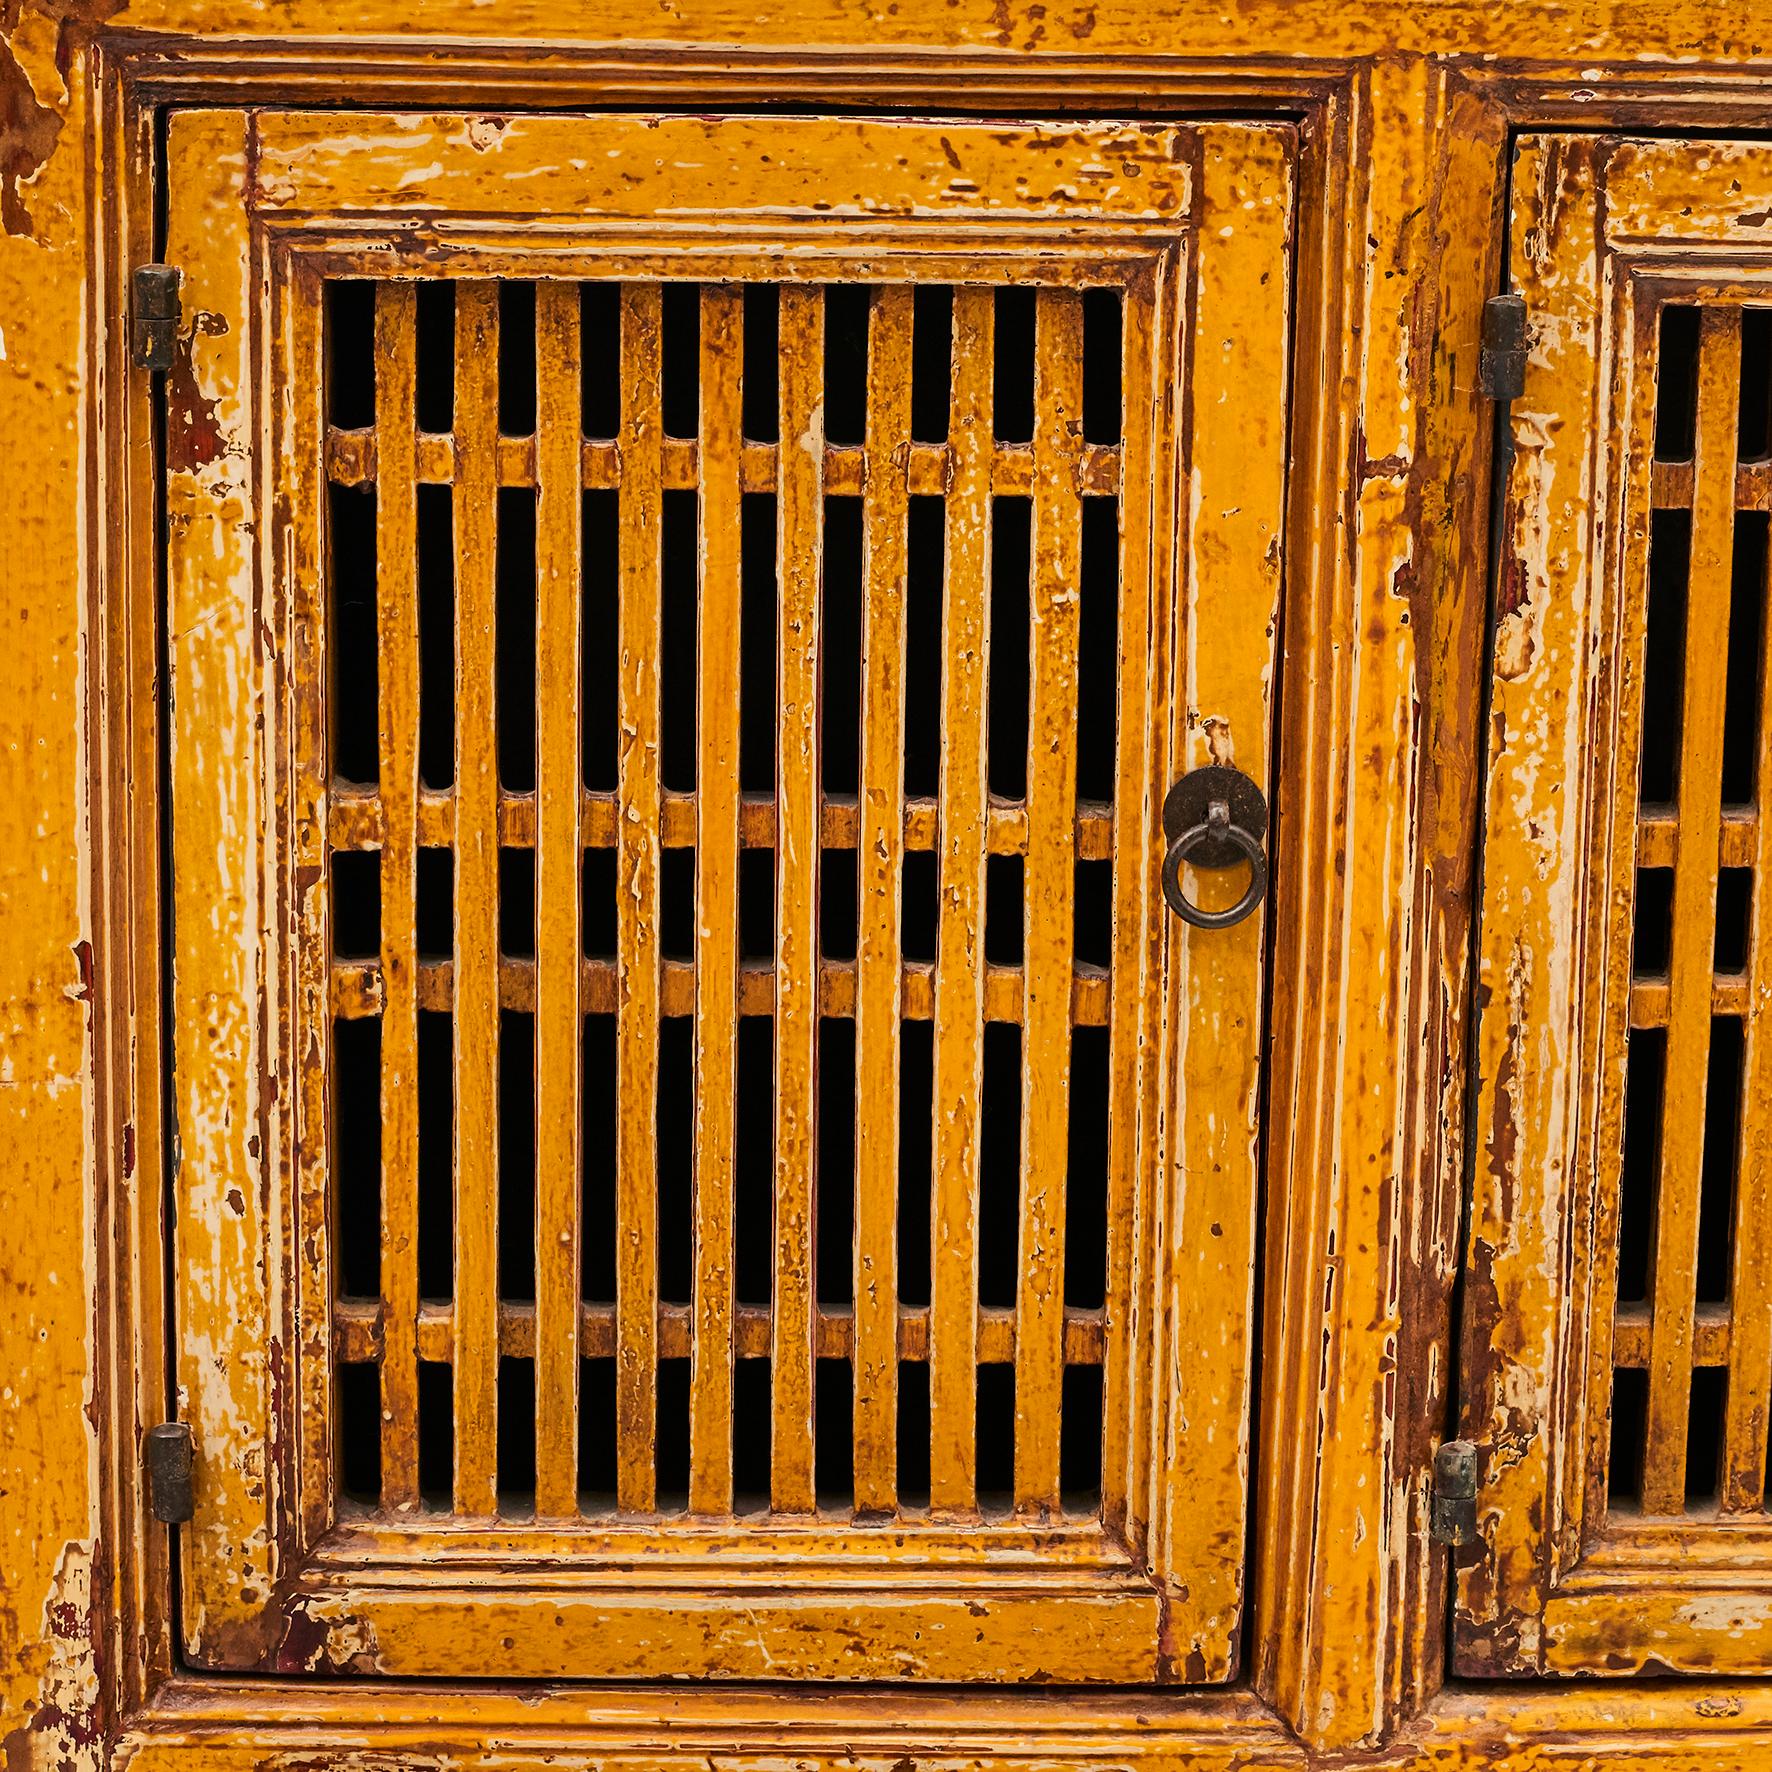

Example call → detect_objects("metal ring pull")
1160 764 1270 931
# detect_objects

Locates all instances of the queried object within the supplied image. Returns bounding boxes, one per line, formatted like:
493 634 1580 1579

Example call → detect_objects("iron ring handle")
1161 798 1269 930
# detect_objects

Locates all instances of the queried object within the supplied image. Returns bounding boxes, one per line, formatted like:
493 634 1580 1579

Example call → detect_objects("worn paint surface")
1458 133 1772 1682
151 107 1294 1688
10 2 1772 1768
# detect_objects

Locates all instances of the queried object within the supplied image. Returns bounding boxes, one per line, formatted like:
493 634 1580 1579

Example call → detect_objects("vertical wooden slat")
772 286 823 1513
690 284 743 1515
533 282 584 1517
929 287 993 1516
165 108 274 1654
1723 431 1772 1513
1100 277 1156 1532
1641 305 1740 1514
853 285 915 1515
1014 288 1084 1516
452 282 501 1515
375 282 422 1510
616 285 664 1514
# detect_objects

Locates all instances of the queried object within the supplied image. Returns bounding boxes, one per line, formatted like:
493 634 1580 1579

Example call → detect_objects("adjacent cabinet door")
163 109 1294 1680
1459 136 1772 1675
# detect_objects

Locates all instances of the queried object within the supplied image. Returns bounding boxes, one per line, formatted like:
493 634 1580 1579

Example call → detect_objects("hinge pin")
131 265 181 373
1477 293 1528 402
145 1420 195 1524
1430 1439 1479 1547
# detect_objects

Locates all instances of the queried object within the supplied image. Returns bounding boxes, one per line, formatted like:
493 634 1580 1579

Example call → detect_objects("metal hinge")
131 265 181 372
1430 1439 1479 1547
144 1421 195 1524
1477 293 1528 401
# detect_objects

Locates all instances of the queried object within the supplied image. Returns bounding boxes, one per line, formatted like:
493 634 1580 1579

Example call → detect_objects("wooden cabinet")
11 7 1772 1771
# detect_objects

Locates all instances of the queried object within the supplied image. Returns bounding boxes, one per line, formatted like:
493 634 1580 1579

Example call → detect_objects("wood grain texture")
533 280 584 1518
771 284 823 1514
164 110 279 1666
142 107 1294 1684
40 10 1772 1768
451 280 502 1516
930 286 993 1517
1457 134 1772 1681
1639 304 1737 1516
690 284 743 1515
614 284 664 1515
853 284 914 1516
1013 287 1083 1518
373 281 423 1512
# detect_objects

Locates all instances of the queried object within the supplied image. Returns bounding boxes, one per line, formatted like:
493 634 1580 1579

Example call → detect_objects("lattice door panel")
163 108 1295 1681
1459 136 1772 1678
321 275 1134 1525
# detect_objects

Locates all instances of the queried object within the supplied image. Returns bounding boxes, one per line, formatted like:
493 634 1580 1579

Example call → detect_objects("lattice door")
1459 136 1772 1676
164 109 1294 1680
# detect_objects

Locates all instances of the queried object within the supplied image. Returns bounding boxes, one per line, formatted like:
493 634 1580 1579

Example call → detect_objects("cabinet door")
164 107 1293 1681
1459 135 1772 1676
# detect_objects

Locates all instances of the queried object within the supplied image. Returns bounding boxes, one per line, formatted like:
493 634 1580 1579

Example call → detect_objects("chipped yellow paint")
12 2 1772 1767
1459 134 1772 1681
153 105 1295 1688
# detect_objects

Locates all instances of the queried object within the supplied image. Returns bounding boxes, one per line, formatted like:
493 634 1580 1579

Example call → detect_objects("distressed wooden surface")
1458 135 1772 1682
143 105 1285 1687
14 2 1772 1768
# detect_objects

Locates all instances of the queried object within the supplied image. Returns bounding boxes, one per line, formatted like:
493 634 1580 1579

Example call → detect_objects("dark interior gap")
495 486 538 792
581 1012 618 1304
741 283 780 443
821 497 863 795
326 281 377 430
1616 1025 1667 1308
1695 1016 1743 1305
416 1008 454 1301
660 283 701 438
814 1356 854 1511
657 1017 694 1306
823 285 871 448
1608 1365 1649 1505
903 496 945 800
977 1021 1022 1311
333 1015 382 1299
987 497 1031 799
329 850 381 959
1064 1023 1109 1311
497 1009 537 1303
1639 508 1691 808
816 1016 856 1306
328 483 379 785
582 489 620 792
992 286 1036 444
733 1355 773 1510
897 1018 934 1310
498 281 537 437
1076 496 1120 807
1059 1360 1104 1511
735 1016 775 1308
496 1356 537 1511
581 282 622 440
416 484 455 790
740 492 778 795
414 281 456 435
910 285 954 444
416 1356 454 1508
660 846 695 961
1722 511 1767 808
660 487 699 792
1081 287 1124 446
1652 304 1701 462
